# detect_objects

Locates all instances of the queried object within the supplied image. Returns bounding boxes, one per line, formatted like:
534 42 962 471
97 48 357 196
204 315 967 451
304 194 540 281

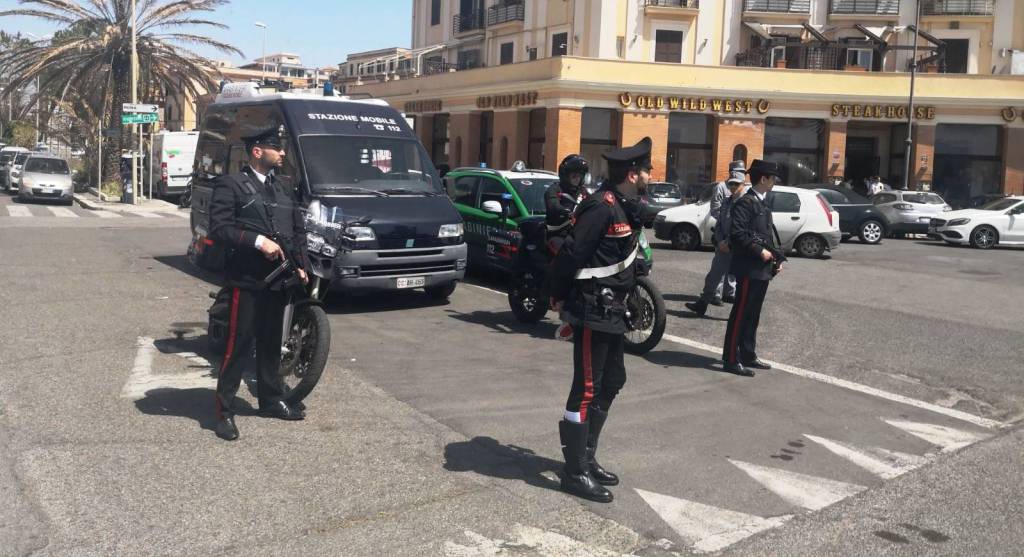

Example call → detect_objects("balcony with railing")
487 2 525 26
453 10 486 34
743 0 811 13
829 0 900 15
643 0 700 8
736 43 848 70
921 0 993 16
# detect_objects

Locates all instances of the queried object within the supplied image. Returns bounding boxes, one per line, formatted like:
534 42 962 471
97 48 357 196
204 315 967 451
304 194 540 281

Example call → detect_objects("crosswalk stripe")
728 459 866 511
47 206 79 218
90 210 122 218
883 419 989 453
635 488 792 553
6 205 32 217
803 434 931 480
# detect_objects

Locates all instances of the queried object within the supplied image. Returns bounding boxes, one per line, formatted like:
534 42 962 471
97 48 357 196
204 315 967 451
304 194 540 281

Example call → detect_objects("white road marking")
5 205 32 217
636 488 791 553
445 525 626 557
165 211 191 219
661 333 1003 430
120 337 214 400
47 206 79 218
133 212 163 219
91 210 122 218
803 434 932 480
728 459 866 511
883 419 990 453
464 281 508 296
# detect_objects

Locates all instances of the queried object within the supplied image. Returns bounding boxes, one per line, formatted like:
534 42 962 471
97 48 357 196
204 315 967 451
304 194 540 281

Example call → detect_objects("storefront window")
478 111 493 167
666 113 713 188
933 124 1003 209
431 114 450 166
764 117 824 185
528 108 546 169
580 108 619 183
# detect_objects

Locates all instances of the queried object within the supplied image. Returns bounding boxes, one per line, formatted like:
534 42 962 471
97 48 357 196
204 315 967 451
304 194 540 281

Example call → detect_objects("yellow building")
350 0 1024 206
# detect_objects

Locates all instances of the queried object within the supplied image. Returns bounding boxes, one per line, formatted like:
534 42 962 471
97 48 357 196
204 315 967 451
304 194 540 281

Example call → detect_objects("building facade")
349 0 1024 206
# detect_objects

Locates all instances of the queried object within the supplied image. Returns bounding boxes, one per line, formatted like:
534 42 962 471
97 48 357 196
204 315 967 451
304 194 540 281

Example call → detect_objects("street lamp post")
26 32 50 146
902 0 922 191
131 0 141 204
255 22 268 83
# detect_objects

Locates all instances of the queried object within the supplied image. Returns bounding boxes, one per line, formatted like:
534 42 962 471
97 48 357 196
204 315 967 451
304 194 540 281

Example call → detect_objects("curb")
73 191 187 216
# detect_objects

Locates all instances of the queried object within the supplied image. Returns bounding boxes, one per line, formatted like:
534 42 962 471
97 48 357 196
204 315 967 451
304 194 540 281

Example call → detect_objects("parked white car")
653 185 842 258
928 196 1024 249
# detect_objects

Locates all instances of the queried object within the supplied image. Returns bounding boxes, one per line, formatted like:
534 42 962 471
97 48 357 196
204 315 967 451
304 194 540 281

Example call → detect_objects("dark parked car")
795 184 890 244
638 182 685 227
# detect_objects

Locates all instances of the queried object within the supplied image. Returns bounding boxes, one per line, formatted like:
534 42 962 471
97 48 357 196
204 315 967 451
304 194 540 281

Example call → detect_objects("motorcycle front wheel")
279 304 331 405
623 276 666 355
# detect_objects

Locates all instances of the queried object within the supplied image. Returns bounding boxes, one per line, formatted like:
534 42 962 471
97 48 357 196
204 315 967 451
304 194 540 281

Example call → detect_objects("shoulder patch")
603 191 616 206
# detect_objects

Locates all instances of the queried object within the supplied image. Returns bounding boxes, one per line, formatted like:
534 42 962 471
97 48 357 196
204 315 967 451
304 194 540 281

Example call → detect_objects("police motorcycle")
506 197 666 355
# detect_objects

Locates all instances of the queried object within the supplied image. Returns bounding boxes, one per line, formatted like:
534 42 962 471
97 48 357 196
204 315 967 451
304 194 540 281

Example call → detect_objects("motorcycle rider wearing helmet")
547 137 652 503
545 154 589 252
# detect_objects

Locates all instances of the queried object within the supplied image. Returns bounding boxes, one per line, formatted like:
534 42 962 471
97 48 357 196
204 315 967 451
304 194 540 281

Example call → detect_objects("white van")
147 131 199 198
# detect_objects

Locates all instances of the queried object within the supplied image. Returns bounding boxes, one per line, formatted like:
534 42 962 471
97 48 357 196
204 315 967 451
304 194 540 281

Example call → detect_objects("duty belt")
575 246 638 280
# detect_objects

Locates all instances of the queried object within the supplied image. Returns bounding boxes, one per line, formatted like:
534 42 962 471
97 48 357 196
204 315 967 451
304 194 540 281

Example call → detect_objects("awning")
744 22 771 40
802 22 831 44
855 24 890 46
906 25 946 47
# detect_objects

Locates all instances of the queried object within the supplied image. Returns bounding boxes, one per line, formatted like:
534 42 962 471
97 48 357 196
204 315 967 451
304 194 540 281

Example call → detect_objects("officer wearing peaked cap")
208 124 311 441
547 137 653 503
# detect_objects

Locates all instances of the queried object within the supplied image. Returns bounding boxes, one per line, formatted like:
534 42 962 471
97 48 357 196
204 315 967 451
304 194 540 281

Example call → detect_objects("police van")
189 83 467 298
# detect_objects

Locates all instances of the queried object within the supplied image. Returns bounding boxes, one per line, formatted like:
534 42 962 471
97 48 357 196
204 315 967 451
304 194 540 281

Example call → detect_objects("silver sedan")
17 155 74 205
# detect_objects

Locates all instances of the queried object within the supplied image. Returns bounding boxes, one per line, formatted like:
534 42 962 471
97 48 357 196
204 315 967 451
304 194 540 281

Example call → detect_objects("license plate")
42 188 55 194
396 276 425 289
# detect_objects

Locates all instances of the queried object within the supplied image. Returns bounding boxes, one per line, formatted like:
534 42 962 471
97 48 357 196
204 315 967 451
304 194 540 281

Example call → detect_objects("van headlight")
438 223 463 238
346 226 376 241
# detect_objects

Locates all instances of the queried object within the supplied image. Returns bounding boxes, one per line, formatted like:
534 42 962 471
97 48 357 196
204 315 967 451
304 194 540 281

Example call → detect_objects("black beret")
603 137 653 170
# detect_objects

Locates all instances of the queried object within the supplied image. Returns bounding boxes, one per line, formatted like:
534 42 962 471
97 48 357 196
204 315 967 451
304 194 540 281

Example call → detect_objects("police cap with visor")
602 136 653 172
243 125 286 150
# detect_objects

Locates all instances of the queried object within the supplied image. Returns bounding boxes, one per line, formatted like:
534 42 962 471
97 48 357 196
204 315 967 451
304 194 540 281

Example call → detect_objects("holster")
564 282 628 334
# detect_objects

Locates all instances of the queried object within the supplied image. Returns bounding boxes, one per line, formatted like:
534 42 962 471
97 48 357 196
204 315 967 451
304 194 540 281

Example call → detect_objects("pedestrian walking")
208 125 311 441
548 137 652 503
686 161 748 316
721 159 786 378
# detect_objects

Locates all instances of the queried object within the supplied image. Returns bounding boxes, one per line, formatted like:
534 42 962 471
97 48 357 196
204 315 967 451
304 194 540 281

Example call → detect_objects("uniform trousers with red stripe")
216 287 288 418
722 277 770 365
565 326 627 422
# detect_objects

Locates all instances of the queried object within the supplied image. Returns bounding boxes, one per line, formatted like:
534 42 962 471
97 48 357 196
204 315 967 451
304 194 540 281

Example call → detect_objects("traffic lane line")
463 282 1003 431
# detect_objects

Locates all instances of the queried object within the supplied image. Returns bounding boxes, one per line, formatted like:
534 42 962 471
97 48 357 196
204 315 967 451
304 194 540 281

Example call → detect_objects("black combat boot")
559 420 613 503
685 299 708 316
586 407 619 486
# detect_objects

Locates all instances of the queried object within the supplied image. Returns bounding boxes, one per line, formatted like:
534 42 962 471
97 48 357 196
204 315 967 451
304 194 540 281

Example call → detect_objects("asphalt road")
1 194 1021 556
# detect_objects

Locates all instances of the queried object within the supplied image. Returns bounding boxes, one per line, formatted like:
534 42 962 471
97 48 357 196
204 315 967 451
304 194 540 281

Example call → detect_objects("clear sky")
0 0 413 68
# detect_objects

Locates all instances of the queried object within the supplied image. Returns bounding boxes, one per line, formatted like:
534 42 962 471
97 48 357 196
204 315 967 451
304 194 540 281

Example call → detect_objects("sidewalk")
74 189 188 217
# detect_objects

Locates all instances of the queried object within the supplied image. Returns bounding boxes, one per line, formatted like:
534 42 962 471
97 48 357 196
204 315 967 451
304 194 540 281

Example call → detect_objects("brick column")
825 121 847 181
492 110 530 170
1002 126 1024 195
620 111 669 182
414 114 433 159
911 124 936 190
543 108 582 173
713 117 765 182
449 112 479 168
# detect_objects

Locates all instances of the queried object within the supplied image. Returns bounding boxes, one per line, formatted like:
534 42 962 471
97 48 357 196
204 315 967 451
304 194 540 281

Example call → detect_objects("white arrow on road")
729 459 866 511
120 337 214 400
635 488 791 553
803 434 931 480
884 419 990 453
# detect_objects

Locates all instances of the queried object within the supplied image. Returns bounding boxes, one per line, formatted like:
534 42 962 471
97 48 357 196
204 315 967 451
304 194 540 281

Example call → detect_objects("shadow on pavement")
642 348 721 372
324 290 452 315
446 308 559 341
152 255 222 286
663 292 700 303
133 388 256 433
667 307 728 322
444 436 563 494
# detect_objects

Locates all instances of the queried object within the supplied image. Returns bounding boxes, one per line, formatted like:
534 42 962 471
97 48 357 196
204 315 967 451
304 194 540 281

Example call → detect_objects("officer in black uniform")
545 154 589 248
722 159 786 377
208 125 311 441
548 137 651 503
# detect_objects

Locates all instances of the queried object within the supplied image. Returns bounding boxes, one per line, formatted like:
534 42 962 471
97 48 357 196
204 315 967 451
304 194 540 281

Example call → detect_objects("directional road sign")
121 113 159 125
122 103 159 114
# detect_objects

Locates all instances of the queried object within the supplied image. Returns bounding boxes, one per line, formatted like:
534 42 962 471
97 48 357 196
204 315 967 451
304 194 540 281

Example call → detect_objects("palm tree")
0 0 241 185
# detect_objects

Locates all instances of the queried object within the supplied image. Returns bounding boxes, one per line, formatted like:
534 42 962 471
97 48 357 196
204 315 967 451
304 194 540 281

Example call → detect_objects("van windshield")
299 136 441 195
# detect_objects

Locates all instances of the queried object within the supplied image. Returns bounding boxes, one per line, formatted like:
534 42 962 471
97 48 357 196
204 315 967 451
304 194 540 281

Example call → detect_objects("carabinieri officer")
548 137 652 503
208 125 311 441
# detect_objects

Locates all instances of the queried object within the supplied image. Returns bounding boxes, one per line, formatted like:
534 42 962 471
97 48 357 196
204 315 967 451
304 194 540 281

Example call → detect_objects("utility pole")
131 0 140 204
255 22 268 83
902 0 921 191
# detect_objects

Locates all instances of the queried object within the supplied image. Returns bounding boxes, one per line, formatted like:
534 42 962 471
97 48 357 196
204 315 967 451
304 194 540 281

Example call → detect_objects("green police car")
444 162 560 272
